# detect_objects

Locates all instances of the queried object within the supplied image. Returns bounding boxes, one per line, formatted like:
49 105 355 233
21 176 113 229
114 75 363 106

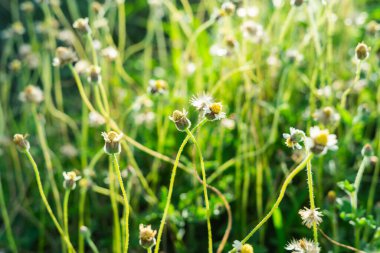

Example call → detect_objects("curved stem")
228 153 313 253
306 157 318 244
186 129 213 253
24 151 76 253
64 190 72 253
154 119 207 253
112 154 130 253
108 162 121 253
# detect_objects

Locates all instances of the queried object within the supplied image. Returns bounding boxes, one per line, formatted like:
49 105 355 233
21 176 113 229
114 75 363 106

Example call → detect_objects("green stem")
86 236 100 253
306 157 318 244
340 61 361 109
228 153 313 253
24 151 76 252
108 161 121 253
64 189 72 253
186 129 213 253
112 154 129 253
154 119 207 253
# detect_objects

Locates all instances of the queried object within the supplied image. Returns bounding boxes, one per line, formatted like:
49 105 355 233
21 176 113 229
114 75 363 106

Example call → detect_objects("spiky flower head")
13 134 30 153
53 47 77 67
73 17 91 34
283 127 305 150
355 42 370 61
285 238 320 253
101 131 123 155
313 107 340 126
169 109 191 131
148 79 168 95
306 126 337 155
139 224 157 249
19 85 44 104
298 207 323 229
63 171 81 190
204 102 226 121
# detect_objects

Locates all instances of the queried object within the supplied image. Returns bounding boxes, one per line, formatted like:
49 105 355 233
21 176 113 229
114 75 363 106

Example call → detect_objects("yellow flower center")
155 80 167 90
210 103 222 114
285 138 295 148
314 131 329 146
107 131 119 142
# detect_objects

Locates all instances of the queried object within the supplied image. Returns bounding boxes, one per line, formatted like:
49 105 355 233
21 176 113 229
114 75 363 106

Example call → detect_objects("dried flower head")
355 42 370 61
101 131 123 155
285 238 320 253
139 224 157 249
63 171 82 190
19 85 44 104
313 107 340 126
306 126 337 155
241 243 254 253
148 79 168 95
87 65 101 84
298 207 323 228
73 18 91 34
283 127 305 150
204 102 226 121
190 93 214 112
13 134 30 153
53 47 77 67
169 109 191 131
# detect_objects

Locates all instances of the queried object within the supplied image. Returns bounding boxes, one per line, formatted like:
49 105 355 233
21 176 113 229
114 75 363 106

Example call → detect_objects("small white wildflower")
88 111 105 127
190 93 213 112
241 21 265 43
204 102 226 121
139 224 157 249
232 240 243 251
210 44 229 57
132 95 153 111
19 85 44 104
57 29 75 45
52 47 77 67
73 17 91 34
221 118 235 130
148 79 168 95
74 60 91 75
313 107 340 126
285 238 320 253
298 207 323 228
101 131 123 155
355 42 370 61
286 49 304 63
101 46 118 61
87 65 102 84
60 144 78 158
236 6 259 18
283 127 305 150
63 171 81 190
306 126 338 155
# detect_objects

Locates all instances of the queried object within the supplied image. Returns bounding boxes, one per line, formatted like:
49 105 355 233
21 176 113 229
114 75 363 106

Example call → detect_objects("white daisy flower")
298 207 323 229
204 102 226 121
283 127 305 150
63 171 82 190
190 93 214 112
19 85 44 104
285 238 320 253
306 126 338 155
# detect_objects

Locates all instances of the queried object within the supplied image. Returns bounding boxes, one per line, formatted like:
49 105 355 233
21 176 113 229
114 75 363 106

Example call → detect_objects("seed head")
73 18 91 34
139 224 157 249
285 238 320 253
361 144 373 157
355 42 370 61
63 171 82 190
298 207 323 229
169 109 191 132
101 131 123 155
13 134 30 153
19 85 44 104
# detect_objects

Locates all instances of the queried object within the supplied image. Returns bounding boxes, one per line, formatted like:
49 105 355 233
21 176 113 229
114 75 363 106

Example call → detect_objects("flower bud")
327 190 336 204
139 224 157 249
73 18 91 34
291 0 304 6
63 171 82 190
221 2 235 16
80 226 91 238
169 109 191 131
355 42 370 61
101 131 123 155
361 144 373 157
241 244 254 253
87 65 101 84
13 134 30 153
